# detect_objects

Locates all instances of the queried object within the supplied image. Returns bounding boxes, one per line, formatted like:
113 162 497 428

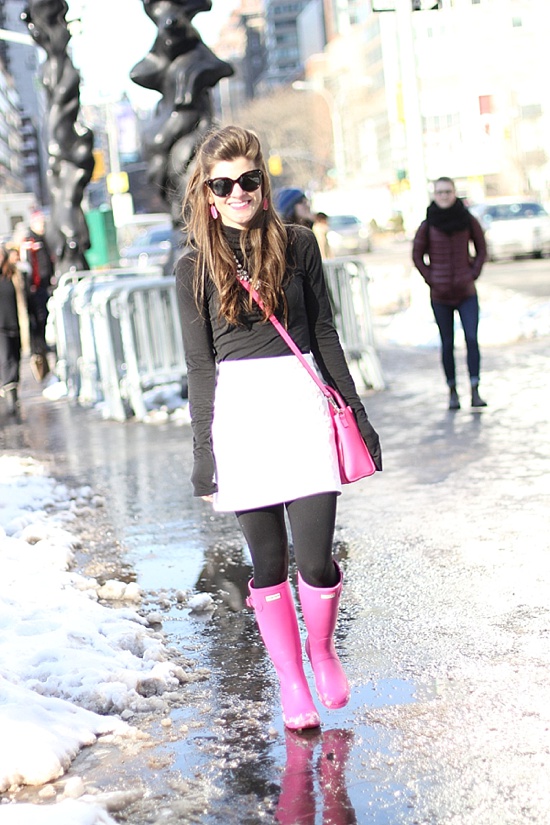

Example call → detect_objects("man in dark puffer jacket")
412 176 487 410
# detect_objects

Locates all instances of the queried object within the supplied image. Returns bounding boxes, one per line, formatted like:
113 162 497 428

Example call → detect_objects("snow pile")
377 272 550 348
0 455 188 803
0 679 126 793
0 798 118 824
42 380 191 426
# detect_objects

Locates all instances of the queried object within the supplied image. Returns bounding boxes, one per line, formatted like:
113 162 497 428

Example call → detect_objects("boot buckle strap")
247 591 282 610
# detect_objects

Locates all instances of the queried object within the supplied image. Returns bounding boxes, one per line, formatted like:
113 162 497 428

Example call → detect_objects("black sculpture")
131 0 234 258
22 0 94 275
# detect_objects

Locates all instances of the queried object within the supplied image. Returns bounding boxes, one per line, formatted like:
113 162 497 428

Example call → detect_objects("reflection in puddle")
276 727 357 824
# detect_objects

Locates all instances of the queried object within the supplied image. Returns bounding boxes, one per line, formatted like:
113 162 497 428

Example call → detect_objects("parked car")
469 198 550 261
327 214 372 256
119 223 173 269
117 213 171 250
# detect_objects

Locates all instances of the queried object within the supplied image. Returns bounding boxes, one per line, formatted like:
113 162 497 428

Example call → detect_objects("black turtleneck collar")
426 198 471 234
222 224 245 251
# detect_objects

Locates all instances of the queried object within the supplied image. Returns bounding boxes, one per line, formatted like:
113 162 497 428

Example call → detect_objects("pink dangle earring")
262 197 269 211
210 204 219 220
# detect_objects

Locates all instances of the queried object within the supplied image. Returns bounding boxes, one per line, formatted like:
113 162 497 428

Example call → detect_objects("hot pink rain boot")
275 729 318 823
298 562 350 709
247 579 320 731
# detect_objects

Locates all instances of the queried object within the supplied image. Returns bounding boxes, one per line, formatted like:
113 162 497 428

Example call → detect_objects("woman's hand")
361 420 382 471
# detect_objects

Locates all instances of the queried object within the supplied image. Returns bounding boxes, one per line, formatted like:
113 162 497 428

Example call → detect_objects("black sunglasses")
206 169 263 198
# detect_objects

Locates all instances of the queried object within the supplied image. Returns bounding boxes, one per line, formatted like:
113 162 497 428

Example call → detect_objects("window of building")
479 95 493 115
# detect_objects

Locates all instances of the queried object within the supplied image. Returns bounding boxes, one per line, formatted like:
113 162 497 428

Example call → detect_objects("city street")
1 245 550 824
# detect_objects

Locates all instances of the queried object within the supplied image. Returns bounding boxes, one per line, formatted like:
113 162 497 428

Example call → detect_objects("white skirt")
212 355 341 512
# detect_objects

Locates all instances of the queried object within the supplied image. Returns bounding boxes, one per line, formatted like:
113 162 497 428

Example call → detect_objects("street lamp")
292 80 346 185
394 0 429 224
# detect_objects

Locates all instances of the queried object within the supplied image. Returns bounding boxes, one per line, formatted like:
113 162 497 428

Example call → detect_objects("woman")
0 245 29 415
176 126 382 731
412 176 487 410
274 187 314 228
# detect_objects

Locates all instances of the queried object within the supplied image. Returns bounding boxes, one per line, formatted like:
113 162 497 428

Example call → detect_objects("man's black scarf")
426 198 471 234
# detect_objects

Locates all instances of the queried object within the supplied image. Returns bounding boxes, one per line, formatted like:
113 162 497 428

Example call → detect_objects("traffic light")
268 154 283 176
91 149 106 182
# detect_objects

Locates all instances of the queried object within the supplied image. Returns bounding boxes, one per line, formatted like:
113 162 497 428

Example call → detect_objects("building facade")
212 0 266 117
263 0 313 86
1 0 48 201
0 61 25 195
304 0 550 227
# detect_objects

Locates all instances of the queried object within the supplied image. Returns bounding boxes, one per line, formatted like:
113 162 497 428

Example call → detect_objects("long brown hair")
182 125 288 324
0 246 14 279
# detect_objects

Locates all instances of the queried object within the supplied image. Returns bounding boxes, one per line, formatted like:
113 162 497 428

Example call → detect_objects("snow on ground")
0 798 118 824
374 270 550 348
0 457 194 821
2 270 549 823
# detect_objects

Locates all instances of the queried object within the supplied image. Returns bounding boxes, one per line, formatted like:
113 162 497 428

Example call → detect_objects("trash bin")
85 206 119 268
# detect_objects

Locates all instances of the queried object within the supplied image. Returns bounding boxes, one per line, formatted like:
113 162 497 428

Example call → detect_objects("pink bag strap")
239 278 340 406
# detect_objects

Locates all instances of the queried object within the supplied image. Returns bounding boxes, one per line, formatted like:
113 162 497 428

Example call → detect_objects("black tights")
236 492 339 589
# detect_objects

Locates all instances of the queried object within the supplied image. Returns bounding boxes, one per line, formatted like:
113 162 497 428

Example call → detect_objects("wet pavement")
1 285 550 823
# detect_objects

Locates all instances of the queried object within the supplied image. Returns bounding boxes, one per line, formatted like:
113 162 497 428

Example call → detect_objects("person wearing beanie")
274 187 314 228
412 176 488 410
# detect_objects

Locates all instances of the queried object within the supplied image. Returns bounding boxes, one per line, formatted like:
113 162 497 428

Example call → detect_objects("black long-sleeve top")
175 224 380 496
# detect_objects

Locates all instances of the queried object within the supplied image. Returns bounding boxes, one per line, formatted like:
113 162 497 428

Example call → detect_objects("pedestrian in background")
312 211 333 259
176 125 381 731
0 245 30 415
274 187 315 228
20 210 55 382
6 245 31 357
412 176 488 410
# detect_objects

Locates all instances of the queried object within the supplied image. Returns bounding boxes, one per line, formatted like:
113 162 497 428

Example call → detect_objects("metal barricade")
322 257 386 391
74 275 184 421
75 276 145 416
46 271 85 398
46 267 162 403
110 279 186 420
47 258 383 422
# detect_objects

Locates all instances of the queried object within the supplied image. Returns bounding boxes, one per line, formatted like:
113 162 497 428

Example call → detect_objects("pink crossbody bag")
239 278 376 484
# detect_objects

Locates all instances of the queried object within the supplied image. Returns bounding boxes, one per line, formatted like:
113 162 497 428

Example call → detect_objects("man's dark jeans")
431 294 480 386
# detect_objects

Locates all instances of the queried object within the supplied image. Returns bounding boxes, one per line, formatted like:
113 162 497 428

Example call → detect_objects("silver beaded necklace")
233 254 251 282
